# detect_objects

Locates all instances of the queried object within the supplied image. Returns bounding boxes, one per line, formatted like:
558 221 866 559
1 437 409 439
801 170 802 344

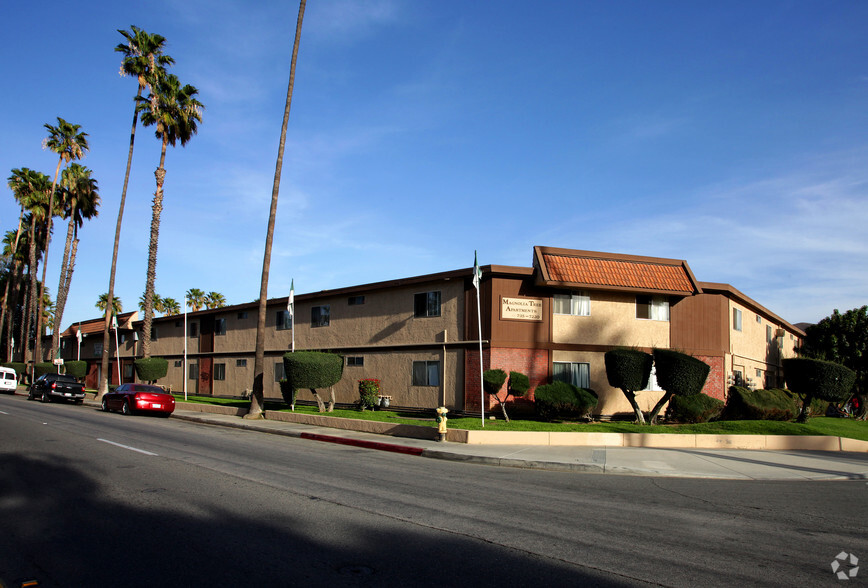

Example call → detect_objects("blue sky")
2 0 866 332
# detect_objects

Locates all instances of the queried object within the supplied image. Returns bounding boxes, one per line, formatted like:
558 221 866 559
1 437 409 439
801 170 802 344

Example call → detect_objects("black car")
28 373 86 404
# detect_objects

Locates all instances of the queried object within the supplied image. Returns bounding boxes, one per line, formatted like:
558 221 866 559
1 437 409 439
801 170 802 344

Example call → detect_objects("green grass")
172 395 868 442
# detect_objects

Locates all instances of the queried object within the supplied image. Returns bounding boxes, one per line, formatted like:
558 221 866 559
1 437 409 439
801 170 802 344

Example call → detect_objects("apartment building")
59 246 804 417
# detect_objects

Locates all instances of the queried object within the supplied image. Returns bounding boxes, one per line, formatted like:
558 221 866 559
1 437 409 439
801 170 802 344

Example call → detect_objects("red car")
102 383 175 417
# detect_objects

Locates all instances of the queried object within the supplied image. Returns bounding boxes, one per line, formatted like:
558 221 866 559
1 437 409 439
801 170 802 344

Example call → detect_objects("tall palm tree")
204 291 226 309
1 229 29 362
140 292 165 315
248 0 307 420
99 26 174 399
51 163 100 356
40 118 88 362
96 293 123 315
161 297 181 316
185 288 205 312
2 168 37 361
138 71 204 358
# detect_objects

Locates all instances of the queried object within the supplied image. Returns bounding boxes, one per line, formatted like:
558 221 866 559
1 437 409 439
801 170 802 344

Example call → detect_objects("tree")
137 71 203 358
51 163 99 357
1 229 28 362
482 369 529 422
282 351 343 412
185 288 205 312
248 0 307 420
39 118 88 363
647 348 710 425
161 297 181 316
96 293 123 315
99 25 174 400
140 293 165 315
797 306 867 420
204 291 226 309
783 357 856 422
604 348 653 425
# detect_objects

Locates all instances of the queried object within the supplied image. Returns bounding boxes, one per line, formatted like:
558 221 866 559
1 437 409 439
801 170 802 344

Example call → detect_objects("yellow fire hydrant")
435 406 448 442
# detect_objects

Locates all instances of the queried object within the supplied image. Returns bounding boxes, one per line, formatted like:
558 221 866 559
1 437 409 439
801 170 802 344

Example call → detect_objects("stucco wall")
552 291 670 349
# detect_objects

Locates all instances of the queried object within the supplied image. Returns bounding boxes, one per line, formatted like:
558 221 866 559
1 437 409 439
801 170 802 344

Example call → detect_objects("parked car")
0 366 18 394
28 373 86 404
102 383 175 417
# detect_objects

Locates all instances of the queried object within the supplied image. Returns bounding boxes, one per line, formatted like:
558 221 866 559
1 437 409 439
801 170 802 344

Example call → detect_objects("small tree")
604 349 653 424
783 357 856 422
482 369 509 421
647 349 710 424
358 378 380 410
282 351 343 412
134 357 168 383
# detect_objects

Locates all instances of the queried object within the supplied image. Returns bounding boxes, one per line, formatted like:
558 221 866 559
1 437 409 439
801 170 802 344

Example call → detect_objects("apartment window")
214 363 226 381
756 368 763 379
412 360 441 386
636 296 669 321
236 359 247 367
237 311 248 320
733 308 743 331
150 327 158 341
276 310 292 331
188 363 198 380
215 318 226 335
174 360 182 368
123 364 134 379
311 305 330 328
348 295 365 306
274 362 286 382
552 362 590 389
189 322 198 337
766 325 773 343
119 333 126 344
553 291 590 316
414 291 441 318
346 356 364 367
733 369 744 386
756 314 762 324
94 342 103 355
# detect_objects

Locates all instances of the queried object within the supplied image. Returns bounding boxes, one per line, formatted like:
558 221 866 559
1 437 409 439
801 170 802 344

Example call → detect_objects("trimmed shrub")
783 357 856 421
358 378 380 410
63 360 87 379
508 371 530 397
653 349 710 397
34 362 55 377
482 369 508 396
605 349 653 392
1 362 25 377
283 351 344 390
135 357 169 382
668 393 724 424
534 381 598 420
278 379 297 406
722 387 798 421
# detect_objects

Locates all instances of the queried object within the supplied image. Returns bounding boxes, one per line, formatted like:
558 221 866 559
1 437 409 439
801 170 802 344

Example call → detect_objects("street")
1 393 865 587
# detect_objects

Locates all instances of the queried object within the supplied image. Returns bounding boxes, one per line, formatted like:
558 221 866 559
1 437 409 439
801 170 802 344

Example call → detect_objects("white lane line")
97 438 158 456
0 410 8 415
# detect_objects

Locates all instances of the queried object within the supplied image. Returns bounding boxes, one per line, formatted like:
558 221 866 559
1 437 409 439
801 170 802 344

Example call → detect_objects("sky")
2 0 867 333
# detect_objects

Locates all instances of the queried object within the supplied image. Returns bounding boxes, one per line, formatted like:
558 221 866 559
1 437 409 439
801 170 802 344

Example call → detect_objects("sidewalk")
162 406 868 481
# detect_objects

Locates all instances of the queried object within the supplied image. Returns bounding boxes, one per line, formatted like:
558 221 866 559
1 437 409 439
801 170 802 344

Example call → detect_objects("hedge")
668 393 724 424
652 348 710 397
282 351 344 392
534 381 598 420
1 363 25 377
135 357 169 382
34 362 56 377
63 360 87 379
604 349 652 392
721 387 798 421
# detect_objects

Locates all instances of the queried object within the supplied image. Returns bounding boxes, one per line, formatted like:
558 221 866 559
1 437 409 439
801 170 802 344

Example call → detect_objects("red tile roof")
537 248 697 294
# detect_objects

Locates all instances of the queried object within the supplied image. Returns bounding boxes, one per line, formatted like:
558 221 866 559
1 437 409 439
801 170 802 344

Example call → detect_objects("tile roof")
540 252 696 294
61 312 139 337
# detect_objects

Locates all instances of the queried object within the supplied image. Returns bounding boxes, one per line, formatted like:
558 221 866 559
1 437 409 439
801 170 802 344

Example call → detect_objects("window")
119 333 126 344
237 311 248 319
766 325 773 343
123 364 134 379
214 363 225 381
412 360 441 386
94 342 103 356
414 291 441 318
188 363 198 380
732 369 744 386
552 362 590 389
553 291 590 316
756 368 763 379
150 327 158 341
636 296 669 321
189 322 198 337
274 362 285 382
311 305 330 328
348 295 365 306
733 308 743 331
756 314 762 324
346 356 364 367
236 359 247 367
174 360 182 368
215 318 226 335
276 310 292 331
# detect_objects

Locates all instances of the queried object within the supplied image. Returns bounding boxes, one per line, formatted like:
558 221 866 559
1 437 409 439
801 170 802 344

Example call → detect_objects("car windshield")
135 386 165 394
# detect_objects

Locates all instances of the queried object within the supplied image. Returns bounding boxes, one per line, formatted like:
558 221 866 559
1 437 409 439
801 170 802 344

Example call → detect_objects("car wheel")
41 390 50 403
102 398 109 412
122 400 132 415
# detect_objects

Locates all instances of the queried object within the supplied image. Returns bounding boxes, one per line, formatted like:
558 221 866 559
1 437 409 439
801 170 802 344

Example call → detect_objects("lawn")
173 395 868 442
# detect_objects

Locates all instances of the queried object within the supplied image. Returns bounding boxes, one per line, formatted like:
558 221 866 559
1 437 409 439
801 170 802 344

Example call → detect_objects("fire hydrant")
435 406 448 442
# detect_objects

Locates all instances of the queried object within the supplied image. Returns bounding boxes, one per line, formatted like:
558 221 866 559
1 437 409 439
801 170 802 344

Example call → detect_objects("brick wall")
464 348 549 411
696 355 725 400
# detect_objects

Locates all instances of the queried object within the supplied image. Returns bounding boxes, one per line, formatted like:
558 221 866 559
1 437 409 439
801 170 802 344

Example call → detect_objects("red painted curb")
299 432 425 456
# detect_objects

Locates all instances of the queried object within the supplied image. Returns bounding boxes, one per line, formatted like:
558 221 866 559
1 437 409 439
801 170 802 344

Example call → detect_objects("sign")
53 358 64 366
501 297 543 321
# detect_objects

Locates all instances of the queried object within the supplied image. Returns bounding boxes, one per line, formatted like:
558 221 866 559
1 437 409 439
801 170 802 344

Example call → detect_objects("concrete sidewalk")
165 407 868 480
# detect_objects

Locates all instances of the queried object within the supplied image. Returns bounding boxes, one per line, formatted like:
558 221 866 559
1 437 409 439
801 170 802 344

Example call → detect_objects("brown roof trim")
698 281 805 336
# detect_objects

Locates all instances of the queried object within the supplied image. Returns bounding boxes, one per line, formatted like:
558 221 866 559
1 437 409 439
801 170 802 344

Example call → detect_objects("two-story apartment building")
60 246 804 418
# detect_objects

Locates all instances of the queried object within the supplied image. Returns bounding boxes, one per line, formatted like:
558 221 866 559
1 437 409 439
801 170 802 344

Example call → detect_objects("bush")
668 393 724 424
358 378 380 410
63 360 87 379
135 357 168 382
783 357 856 421
605 349 653 391
482 369 507 396
721 387 798 421
534 381 598 420
283 351 344 391
508 371 530 397
1 362 25 377
653 349 710 397
278 379 297 406
34 362 55 377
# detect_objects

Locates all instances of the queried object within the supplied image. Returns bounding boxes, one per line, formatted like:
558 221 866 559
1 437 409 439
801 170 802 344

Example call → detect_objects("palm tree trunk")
0 207 25 357
142 141 168 359
99 86 143 398
34 157 64 365
3 259 23 362
51 219 76 356
23 216 38 369
248 0 306 420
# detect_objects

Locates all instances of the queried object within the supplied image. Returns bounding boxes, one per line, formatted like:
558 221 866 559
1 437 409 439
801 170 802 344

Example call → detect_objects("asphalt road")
1 393 865 587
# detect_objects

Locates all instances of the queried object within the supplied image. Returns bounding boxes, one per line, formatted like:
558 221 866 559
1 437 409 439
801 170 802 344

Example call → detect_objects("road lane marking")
0 410 8 414
97 438 158 456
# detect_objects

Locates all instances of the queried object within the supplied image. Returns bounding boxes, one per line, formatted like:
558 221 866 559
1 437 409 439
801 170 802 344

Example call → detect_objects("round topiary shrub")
135 357 169 382
668 393 724 424
534 380 598 421
63 360 87 379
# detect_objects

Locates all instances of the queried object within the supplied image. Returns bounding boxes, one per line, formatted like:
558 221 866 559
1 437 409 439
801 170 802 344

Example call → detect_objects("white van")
0 366 18 394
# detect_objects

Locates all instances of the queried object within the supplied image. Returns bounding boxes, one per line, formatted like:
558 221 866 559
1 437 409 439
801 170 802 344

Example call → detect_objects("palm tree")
186 288 205 312
1 229 29 362
204 291 226 309
40 118 88 362
140 292 165 315
137 71 203 358
96 293 123 315
99 26 174 399
248 0 307 420
161 297 181 316
51 164 100 356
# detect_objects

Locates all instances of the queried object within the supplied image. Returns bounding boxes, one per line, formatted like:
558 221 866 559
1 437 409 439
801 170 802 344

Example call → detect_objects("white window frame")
552 362 590 389
553 291 590 316
636 295 669 321
733 308 743 332
412 360 441 386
